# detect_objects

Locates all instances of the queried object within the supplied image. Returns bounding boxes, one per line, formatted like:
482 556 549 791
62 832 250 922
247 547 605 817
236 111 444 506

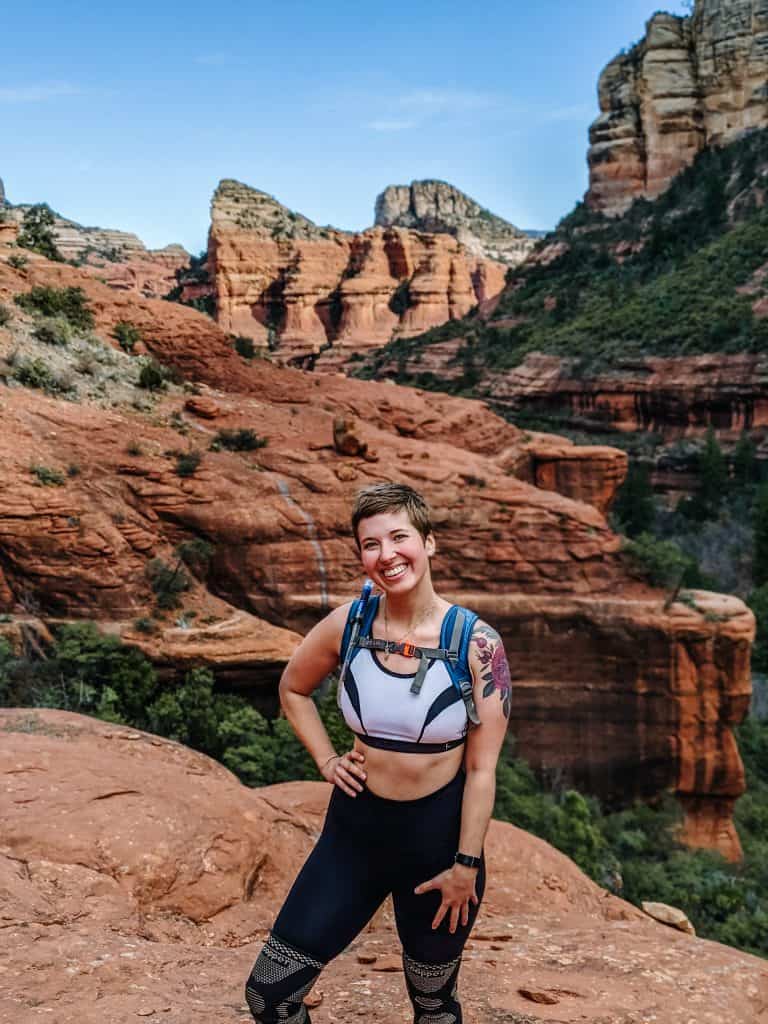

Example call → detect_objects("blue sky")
2 1 690 253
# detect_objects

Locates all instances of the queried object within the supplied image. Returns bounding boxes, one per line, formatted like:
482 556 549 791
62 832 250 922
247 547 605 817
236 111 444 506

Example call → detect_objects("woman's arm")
414 619 511 932
279 601 367 796
458 620 512 857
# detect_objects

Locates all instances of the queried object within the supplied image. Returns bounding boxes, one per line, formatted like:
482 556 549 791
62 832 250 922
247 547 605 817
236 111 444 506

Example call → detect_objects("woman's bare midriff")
352 737 465 800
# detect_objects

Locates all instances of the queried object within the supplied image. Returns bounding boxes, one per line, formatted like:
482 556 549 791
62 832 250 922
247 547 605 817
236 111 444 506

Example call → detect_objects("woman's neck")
382 578 440 623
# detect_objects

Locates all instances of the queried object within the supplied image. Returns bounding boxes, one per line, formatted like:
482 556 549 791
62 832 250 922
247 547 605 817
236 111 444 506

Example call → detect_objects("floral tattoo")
473 623 511 719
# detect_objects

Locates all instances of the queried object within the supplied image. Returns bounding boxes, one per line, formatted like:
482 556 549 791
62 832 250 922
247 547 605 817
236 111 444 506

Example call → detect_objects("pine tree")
732 432 757 491
613 460 655 537
753 484 768 588
17 204 63 262
695 427 728 519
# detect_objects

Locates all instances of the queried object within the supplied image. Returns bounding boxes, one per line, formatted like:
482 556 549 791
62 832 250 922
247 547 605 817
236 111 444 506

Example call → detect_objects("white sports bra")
339 646 469 754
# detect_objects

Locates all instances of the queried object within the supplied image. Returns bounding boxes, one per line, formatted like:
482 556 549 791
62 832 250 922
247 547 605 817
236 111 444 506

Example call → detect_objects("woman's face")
357 508 435 595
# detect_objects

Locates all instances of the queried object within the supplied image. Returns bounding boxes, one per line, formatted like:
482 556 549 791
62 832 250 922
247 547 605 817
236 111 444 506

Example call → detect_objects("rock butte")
374 179 538 266
586 0 768 216
0 239 755 859
208 179 508 366
1 708 767 1024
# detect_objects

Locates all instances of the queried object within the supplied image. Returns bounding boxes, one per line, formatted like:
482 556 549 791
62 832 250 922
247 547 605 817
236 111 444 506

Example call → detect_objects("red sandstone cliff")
1 708 766 1024
209 179 507 366
587 0 768 215
0 238 755 859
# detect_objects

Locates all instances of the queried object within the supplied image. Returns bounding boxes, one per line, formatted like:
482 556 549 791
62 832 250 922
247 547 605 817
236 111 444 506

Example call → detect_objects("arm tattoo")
473 622 511 719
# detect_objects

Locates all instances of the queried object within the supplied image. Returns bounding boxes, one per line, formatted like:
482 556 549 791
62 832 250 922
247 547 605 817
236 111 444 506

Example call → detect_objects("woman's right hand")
321 750 366 796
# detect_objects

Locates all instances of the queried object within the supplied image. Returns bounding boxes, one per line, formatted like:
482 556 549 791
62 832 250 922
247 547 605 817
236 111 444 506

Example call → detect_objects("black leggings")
245 770 485 1024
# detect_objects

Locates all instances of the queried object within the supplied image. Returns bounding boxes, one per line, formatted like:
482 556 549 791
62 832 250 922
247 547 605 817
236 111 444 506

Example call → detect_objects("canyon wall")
0 241 755 858
587 0 768 215
374 179 538 266
209 179 507 365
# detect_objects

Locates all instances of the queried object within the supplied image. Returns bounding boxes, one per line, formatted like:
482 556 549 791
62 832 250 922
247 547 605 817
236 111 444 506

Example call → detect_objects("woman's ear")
425 533 436 557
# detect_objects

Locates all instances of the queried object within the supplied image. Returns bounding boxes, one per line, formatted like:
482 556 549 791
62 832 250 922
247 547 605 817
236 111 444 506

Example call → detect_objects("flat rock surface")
1 708 767 1024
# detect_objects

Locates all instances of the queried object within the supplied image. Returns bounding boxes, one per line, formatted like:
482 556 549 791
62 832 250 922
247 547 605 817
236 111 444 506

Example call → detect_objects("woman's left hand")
414 864 479 933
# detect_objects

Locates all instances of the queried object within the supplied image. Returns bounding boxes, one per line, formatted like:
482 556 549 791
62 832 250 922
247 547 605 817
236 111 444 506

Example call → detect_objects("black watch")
454 851 482 869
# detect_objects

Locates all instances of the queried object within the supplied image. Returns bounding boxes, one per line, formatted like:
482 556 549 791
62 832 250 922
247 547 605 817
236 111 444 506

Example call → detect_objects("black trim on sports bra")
354 732 466 754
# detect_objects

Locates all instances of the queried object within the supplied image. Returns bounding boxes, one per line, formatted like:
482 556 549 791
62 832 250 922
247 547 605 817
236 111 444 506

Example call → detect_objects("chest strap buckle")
401 642 417 658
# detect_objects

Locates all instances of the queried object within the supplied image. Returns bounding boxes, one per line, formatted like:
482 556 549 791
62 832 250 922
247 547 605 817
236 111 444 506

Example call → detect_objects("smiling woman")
244 481 511 1024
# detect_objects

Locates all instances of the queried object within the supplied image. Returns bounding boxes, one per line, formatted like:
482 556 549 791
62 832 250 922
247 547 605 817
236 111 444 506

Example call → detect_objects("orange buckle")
401 642 417 658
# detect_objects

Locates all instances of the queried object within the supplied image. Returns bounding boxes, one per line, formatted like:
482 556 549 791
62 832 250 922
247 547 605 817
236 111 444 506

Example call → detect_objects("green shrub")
30 464 65 486
13 357 72 395
211 428 268 451
113 321 142 352
176 538 214 576
133 617 157 635
145 557 191 609
33 315 74 346
622 532 701 589
233 335 256 359
15 286 94 330
7 253 28 270
137 359 170 391
17 204 63 261
175 450 202 477
0 303 10 326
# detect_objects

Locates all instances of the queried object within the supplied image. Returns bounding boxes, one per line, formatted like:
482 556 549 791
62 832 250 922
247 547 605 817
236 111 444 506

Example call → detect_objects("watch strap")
454 851 482 869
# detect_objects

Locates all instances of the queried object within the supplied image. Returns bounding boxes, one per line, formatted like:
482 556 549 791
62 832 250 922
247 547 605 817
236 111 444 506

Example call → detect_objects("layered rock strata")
374 180 538 266
5 202 189 298
0 250 754 855
488 352 768 440
209 179 507 364
2 709 766 1024
587 0 768 215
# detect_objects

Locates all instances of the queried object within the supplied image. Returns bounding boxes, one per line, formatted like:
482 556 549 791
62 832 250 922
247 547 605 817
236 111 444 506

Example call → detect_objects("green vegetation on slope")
358 127 768 387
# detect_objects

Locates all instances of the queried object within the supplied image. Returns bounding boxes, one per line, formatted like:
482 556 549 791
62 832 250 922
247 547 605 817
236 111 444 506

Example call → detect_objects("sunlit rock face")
587 0 768 215
208 179 507 365
374 179 538 266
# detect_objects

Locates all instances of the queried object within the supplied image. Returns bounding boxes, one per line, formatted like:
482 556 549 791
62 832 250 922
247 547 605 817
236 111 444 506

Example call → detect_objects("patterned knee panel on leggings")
245 933 324 1024
402 953 463 1024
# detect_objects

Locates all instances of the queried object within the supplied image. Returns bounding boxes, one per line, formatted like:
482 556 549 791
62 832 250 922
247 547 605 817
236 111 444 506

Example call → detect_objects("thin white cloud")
0 82 82 103
368 118 418 133
195 53 241 66
396 88 500 114
539 103 593 123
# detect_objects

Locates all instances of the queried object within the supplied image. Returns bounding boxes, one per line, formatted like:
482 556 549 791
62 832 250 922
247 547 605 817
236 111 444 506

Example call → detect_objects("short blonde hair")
351 482 433 548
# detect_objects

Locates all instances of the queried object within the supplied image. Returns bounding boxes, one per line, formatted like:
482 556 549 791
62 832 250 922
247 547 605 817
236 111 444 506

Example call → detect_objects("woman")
245 482 511 1024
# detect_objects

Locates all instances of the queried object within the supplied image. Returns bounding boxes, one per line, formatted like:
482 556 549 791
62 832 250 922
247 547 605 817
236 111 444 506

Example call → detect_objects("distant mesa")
208 177 509 366
374 179 538 266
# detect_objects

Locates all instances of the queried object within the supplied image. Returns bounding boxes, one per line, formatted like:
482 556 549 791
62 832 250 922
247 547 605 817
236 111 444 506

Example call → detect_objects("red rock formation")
488 352 768 440
0 251 753 856
5 203 190 298
587 1 768 215
209 180 507 365
1 708 766 1024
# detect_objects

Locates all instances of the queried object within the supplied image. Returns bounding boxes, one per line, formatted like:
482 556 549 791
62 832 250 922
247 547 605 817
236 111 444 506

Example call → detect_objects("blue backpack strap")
440 605 481 726
340 595 379 665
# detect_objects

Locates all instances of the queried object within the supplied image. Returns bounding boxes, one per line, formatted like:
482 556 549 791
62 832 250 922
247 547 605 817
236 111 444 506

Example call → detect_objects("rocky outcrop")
374 180 538 266
0 251 754 855
5 200 190 298
209 179 507 364
488 351 768 440
1 708 766 1024
587 1 768 215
